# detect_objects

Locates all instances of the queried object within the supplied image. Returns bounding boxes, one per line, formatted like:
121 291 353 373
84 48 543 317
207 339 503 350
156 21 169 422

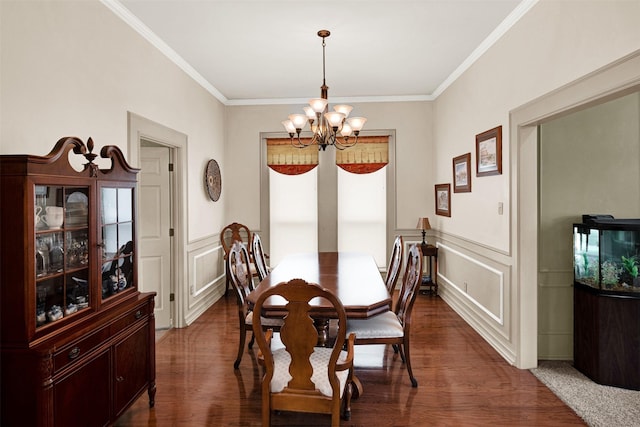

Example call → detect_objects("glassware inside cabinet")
35 185 64 230
66 230 89 269
36 232 64 276
64 187 89 227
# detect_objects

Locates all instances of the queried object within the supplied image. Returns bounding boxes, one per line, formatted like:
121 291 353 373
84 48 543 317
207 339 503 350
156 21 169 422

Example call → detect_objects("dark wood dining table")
247 251 391 320
247 251 389 397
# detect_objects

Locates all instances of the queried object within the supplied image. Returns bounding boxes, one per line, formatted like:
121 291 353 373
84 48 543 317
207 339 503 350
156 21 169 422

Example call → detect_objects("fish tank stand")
573 215 640 390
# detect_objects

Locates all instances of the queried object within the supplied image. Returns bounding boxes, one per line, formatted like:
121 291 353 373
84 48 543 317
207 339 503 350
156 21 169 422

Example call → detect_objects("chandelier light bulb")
333 104 353 118
282 120 296 134
340 123 353 137
347 117 367 132
288 113 309 130
303 106 316 119
309 98 328 113
324 111 345 129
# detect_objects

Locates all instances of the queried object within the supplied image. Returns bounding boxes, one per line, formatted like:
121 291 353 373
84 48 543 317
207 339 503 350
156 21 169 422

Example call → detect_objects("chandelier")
281 30 367 151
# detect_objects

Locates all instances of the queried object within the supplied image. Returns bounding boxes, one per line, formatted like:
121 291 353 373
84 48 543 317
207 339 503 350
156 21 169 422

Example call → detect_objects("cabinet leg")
148 381 156 408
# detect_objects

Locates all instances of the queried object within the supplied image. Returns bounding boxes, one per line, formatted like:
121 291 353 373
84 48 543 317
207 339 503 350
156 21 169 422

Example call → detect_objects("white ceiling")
108 0 533 105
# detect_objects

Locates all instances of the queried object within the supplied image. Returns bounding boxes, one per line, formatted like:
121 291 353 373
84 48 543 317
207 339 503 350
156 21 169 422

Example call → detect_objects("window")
269 168 318 265
338 167 387 267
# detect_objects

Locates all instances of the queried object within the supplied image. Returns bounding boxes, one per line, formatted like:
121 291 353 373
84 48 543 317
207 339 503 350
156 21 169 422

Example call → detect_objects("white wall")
433 0 640 367
0 1 228 325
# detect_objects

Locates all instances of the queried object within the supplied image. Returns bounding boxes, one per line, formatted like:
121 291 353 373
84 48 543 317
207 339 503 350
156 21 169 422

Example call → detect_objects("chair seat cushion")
346 311 403 339
246 311 284 328
271 347 349 397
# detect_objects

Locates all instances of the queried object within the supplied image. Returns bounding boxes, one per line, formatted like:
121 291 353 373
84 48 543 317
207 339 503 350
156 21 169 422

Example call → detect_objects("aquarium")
573 215 640 294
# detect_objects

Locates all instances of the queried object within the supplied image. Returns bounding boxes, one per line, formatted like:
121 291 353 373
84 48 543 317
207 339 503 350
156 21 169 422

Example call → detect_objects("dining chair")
385 235 404 296
251 232 270 282
221 222 256 295
253 278 356 427
228 241 282 369
346 243 423 387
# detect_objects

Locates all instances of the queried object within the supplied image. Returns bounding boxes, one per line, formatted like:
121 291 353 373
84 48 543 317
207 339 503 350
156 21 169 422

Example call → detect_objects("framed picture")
476 125 502 177
435 183 451 217
453 153 471 193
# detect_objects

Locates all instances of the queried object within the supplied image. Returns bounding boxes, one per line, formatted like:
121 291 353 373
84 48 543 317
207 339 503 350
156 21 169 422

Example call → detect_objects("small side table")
420 243 438 295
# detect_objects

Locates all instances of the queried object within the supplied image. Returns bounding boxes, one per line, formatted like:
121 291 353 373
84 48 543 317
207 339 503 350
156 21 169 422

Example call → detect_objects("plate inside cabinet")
205 159 221 201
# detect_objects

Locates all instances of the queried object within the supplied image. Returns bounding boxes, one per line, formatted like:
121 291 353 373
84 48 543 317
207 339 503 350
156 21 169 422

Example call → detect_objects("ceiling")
109 0 532 105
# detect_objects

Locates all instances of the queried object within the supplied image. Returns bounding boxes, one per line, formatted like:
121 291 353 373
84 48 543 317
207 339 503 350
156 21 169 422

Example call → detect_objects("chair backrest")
385 235 404 295
251 232 269 282
395 243 423 330
221 222 251 258
228 241 254 308
252 279 349 412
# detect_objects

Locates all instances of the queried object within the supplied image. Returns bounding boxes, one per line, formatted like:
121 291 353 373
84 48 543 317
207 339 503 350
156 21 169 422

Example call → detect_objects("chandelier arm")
334 135 358 150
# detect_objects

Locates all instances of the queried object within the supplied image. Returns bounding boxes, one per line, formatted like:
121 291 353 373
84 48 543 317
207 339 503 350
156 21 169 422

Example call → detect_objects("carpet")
530 361 640 427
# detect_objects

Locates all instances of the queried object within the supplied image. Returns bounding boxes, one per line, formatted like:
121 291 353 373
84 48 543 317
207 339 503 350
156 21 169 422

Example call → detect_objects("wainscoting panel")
184 234 226 325
438 243 504 325
435 236 515 364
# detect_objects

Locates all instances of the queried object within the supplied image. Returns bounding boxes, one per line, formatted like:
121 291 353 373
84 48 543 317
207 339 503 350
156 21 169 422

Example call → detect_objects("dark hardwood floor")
115 291 585 426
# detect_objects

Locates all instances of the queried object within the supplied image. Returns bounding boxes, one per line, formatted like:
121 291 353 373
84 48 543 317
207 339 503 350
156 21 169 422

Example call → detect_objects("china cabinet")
1 137 156 426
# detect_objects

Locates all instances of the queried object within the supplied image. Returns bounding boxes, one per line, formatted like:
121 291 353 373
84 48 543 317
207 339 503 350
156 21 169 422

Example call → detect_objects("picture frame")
435 183 451 217
476 125 502 177
453 153 471 193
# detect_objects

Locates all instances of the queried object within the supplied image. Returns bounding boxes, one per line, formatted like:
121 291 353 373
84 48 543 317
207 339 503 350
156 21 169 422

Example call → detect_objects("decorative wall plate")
204 159 221 201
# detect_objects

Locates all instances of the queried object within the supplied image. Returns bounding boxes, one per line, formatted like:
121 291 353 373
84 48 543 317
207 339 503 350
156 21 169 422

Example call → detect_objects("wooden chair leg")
342 380 353 421
402 338 418 387
234 325 247 369
247 330 255 349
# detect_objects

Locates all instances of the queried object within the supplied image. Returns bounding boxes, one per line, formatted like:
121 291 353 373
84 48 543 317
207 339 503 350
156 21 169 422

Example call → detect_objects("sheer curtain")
337 166 387 268
269 168 318 266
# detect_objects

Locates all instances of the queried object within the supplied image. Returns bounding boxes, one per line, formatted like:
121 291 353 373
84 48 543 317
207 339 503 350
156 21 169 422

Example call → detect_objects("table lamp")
416 217 431 245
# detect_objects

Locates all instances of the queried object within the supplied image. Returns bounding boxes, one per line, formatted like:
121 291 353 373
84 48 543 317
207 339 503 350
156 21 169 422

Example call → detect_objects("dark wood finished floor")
115 292 585 426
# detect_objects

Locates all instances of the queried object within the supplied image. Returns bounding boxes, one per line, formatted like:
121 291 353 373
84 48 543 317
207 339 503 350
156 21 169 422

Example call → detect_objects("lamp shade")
416 217 431 230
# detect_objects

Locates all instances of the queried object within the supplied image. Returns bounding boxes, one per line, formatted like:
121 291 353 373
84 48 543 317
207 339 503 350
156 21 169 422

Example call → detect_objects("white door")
139 145 172 329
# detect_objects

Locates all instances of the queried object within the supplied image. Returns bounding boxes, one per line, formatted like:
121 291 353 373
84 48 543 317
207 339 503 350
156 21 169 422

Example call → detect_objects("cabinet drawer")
54 327 110 373
110 303 150 336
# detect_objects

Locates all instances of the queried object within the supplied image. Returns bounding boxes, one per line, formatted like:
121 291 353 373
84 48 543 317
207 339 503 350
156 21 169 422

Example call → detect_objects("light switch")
498 202 503 215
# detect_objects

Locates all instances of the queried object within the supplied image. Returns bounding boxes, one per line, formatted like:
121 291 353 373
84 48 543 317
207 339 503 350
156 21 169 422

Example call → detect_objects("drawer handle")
68 346 81 360
116 376 124 382
135 310 142 320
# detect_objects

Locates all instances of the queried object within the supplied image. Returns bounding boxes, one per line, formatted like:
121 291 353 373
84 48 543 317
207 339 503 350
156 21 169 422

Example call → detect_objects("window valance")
336 135 389 174
266 135 388 175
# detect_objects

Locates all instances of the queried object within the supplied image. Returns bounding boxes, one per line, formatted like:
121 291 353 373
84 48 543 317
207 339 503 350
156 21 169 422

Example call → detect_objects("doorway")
511 51 640 368
128 112 188 329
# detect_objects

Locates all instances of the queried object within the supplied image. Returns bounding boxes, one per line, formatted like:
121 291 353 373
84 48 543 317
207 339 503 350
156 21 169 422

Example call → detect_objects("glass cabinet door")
34 185 90 327
100 187 135 300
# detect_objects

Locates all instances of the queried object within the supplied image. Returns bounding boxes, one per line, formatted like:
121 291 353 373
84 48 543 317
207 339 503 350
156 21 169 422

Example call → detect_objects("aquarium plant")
621 255 638 278
601 260 622 288
620 255 639 287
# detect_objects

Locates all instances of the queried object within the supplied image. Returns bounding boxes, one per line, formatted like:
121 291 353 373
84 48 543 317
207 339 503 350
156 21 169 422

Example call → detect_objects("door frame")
510 50 640 368
127 112 188 328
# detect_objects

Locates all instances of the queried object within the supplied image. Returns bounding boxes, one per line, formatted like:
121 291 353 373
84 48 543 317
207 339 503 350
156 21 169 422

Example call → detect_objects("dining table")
246 251 391 398
247 251 391 321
